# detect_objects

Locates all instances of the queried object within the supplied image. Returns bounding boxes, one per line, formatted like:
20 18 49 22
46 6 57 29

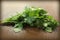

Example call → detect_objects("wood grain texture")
1 26 60 40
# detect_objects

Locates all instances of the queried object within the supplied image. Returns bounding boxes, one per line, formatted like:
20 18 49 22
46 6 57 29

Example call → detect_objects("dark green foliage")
2 7 59 32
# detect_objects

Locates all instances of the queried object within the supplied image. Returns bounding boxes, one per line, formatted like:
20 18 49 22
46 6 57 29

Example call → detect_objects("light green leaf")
43 23 48 27
45 27 52 32
13 28 22 32
13 23 23 32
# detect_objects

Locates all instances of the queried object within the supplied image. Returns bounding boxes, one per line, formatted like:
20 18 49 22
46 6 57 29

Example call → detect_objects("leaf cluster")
2 7 59 32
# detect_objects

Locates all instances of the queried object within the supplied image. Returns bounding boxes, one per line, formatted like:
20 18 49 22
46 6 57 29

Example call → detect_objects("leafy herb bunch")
2 7 59 32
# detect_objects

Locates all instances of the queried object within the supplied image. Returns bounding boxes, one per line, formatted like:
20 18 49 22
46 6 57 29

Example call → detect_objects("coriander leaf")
13 23 23 32
44 27 52 32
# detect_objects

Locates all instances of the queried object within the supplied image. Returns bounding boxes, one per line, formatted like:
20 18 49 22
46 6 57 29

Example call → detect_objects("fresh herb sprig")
2 7 59 32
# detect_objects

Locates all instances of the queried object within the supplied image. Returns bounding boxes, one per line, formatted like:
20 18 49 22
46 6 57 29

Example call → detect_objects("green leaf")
43 23 48 27
24 17 35 24
2 13 22 23
45 27 52 32
13 23 23 32
13 28 22 32
39 9 47 16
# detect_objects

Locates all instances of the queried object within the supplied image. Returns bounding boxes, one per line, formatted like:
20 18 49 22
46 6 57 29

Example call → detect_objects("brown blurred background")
0 1 60 40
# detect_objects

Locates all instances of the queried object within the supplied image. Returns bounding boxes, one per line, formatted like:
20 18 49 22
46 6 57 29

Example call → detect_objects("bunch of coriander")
2 7 59 32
